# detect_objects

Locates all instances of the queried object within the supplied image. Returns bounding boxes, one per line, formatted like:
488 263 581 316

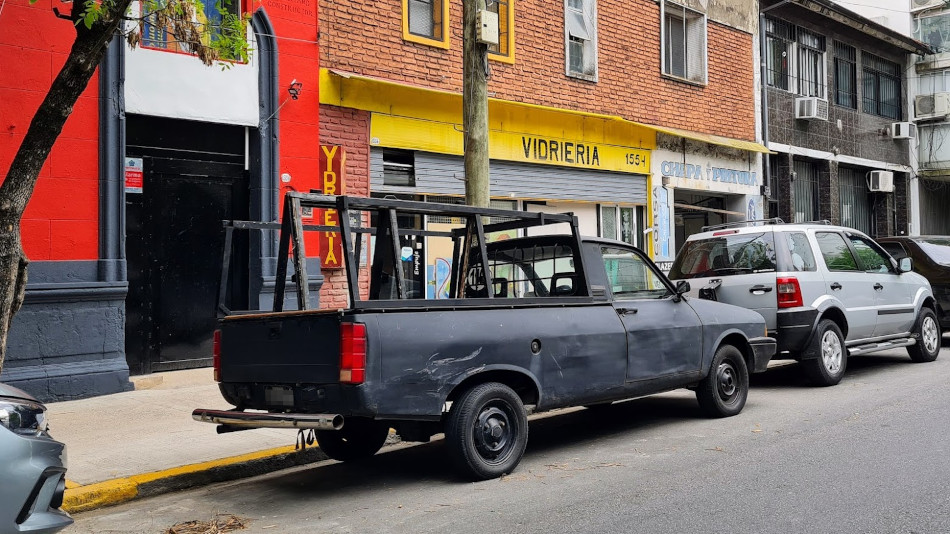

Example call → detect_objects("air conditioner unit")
795 97 829 121
868 170 895 193
911 0 944 12
914 93 950 121
892 122 917 140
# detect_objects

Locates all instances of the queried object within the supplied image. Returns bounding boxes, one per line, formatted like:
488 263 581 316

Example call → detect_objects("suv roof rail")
701 218 785 232
795 220 833 225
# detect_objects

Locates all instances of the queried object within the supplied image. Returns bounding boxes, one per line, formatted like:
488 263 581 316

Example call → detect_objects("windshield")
668 232 777 279
918 238 950 266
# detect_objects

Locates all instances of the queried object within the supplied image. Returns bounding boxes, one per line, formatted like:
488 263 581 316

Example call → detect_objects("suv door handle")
616 307 638 316
830 282 842 290
873 283 884 291
749 285 773 293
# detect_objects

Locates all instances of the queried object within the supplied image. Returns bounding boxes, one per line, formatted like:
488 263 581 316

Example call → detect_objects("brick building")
317 0 769 284
761 0 930 236
0 0 324 399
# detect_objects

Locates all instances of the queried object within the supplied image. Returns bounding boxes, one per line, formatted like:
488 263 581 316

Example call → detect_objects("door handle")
873 283 884 291
830 282 842 290
617 307 638 316
749 285 773 293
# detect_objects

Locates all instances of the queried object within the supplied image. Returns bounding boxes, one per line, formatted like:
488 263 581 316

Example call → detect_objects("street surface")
71 342 950 534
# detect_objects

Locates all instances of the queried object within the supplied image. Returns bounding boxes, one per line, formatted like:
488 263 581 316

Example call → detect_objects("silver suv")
668 220 942 386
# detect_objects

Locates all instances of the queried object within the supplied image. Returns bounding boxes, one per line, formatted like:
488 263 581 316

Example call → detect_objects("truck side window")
785 232 817 272
816 232 859 272
601 246 671 299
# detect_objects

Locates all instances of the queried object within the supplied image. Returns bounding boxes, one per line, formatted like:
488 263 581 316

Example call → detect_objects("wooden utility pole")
462 0 490 207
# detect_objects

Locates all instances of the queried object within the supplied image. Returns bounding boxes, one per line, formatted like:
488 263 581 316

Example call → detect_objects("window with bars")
863 53 901 119
797 29 826 98
792 159 819 223
403 0 449 48
565 0 597 80
663 2 707 84
486 0 514 62
833 41 857 109
765 16 793 91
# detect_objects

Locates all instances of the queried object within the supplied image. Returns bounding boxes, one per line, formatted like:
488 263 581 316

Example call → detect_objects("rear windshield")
919 238 950 266
668 232 777 279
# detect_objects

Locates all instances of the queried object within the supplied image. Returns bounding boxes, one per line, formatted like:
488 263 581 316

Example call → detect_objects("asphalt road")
71 342 950 534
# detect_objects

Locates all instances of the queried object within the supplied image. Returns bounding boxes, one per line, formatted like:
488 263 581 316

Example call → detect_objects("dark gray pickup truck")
194 194 775 480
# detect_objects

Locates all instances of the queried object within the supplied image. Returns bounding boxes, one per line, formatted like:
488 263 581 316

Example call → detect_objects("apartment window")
797 29 826 98
565 0 597 80
486 0 515 63
913 13 950 54
663 2 707 83
919 71 950 94
863 53 901 120
765 16 794 91
403 0 449 48
833 41 857 108
382 150 415 187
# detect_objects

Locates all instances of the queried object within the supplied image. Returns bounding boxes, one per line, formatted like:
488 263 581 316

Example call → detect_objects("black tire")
696 344 749 418
445 382 528 480
801 319 847 387
908 307 942 363
315 417 390 462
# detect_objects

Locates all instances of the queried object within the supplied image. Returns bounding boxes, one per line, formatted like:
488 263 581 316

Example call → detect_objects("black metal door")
125 158 249 374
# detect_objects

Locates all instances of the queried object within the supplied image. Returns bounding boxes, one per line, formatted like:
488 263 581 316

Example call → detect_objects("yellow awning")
649 124 772 154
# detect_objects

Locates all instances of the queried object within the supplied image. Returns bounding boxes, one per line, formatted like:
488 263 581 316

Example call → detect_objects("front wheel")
908 307 942 363
315 417 390 462
445 382 528 480
801 319 847 387
696 344 749 418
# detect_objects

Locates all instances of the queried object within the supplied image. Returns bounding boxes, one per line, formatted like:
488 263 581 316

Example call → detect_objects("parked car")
668 220 941 386
0 382 72 533
876 236 950 330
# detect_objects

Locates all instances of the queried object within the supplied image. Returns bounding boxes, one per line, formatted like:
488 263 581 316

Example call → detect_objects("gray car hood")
0 382 40 404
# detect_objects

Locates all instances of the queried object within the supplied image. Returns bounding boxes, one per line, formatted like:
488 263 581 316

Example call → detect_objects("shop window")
833 41 856 109
663 2 707 84
141 0 244 60
797 28 826 98
863 53 901 120
383 150 416 187
600 205 646 250
565 0 597 81
403 0 449 49
486 0 515 63
765 16 794 91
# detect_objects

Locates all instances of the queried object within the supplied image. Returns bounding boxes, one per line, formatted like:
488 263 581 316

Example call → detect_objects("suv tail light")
340 323 367 384
212 330 222 382
777 277 803 308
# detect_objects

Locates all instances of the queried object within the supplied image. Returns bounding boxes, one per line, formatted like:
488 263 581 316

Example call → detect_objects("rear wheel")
695 344 748 418
315 417 390 462
908 307 941 363
445 382 528 480
801 319 847 387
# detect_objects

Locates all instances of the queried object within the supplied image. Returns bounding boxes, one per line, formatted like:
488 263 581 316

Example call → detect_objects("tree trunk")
0 0 132 372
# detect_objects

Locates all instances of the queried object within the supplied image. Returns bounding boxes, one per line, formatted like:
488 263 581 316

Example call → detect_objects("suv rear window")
668 232 777 279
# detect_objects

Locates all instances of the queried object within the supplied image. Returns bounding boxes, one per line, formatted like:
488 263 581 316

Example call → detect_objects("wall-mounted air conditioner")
868 170 895 193
892 122 917 140
911 0 944 12
914 93 950 121
795 97 829 121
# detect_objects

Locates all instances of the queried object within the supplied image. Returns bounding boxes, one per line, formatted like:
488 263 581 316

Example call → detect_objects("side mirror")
899 257 913 273
675 280 691 295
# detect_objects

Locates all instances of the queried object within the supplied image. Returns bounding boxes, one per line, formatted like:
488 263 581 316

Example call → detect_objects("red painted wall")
0 0 100 260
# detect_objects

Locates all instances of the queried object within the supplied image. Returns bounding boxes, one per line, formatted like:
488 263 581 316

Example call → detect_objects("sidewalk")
49 368 329 514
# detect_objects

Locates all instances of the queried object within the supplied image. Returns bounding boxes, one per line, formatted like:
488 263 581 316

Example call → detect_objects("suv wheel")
908 307 942 363
801 319 847 387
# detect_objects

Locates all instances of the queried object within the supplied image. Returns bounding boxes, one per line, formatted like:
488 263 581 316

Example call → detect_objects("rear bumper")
748 336 777 373
776 308 820 355
192 409 344 431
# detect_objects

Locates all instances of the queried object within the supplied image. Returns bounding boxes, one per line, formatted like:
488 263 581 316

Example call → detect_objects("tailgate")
218 311 343 383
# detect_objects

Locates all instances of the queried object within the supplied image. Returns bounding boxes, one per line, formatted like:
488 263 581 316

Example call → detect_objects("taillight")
340 323 366 384
212 330 222 382
776 277 803 308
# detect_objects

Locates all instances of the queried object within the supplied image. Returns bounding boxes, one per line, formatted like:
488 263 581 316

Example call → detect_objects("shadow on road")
751 351 929 390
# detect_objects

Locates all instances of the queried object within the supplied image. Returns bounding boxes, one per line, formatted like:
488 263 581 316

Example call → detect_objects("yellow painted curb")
63 445 302 514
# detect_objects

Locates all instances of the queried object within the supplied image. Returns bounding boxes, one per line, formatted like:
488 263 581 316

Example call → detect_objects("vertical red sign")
319 145 346 269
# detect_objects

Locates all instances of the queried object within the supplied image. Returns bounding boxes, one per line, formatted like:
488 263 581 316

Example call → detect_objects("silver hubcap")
821 330 843 374
922 316 939 354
